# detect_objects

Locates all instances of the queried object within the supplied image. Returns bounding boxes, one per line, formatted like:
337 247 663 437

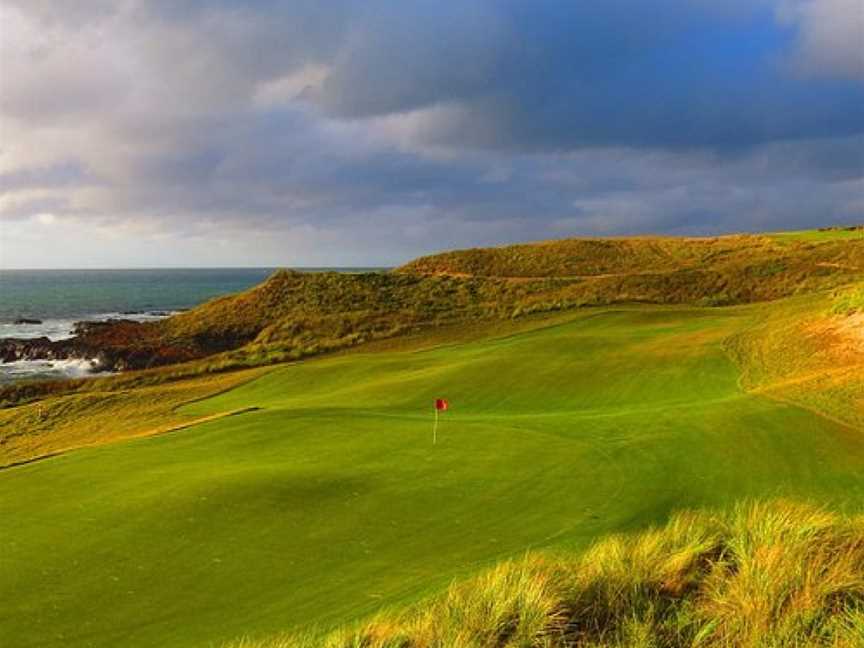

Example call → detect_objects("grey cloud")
780 0 864 80
0 0 862 268
310 1 864 152
5 1 862 148
0 161 93 192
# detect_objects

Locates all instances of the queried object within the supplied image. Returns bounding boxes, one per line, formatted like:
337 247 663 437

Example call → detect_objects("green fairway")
768 227 864 242
4 307 864 647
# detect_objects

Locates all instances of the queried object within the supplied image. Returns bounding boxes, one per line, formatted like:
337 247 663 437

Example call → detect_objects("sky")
1 1 863 268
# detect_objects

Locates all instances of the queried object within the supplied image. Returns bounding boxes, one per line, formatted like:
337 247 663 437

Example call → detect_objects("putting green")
3 307 864 648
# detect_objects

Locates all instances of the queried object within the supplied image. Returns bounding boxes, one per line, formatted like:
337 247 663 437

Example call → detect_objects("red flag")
435 398 449 411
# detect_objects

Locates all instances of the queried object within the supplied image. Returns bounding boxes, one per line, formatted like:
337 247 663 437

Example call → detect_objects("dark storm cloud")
312 0 864 151
9 0 860 149
1 0 862 267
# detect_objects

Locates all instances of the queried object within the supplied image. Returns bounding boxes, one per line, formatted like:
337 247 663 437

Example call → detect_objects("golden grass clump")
697 502 864 647
226 501 864 648
832 285 864 316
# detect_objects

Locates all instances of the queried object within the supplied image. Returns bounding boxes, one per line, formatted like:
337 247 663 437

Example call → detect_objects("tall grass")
226 501 864 648
832 285 864 315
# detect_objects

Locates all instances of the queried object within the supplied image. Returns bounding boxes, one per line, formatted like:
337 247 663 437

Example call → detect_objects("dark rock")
0 337 66 363
13 318 42 325
1 314 200 377
72 318 136 336
93 350 120 373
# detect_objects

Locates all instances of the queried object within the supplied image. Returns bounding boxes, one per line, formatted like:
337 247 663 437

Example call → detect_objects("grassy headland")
2 231 864 647
5 231 864 402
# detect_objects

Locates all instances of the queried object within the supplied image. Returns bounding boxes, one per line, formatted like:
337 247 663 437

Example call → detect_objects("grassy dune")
4 306 864 647
152 233 864 371
397 233 864 281
234 501 864 648
726 285 864 431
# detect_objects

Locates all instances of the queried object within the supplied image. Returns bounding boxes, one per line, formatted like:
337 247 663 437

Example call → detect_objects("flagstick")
433 407 439 445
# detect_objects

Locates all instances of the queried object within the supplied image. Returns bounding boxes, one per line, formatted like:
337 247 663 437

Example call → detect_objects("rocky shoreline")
0 317 204 378
0 320 148 373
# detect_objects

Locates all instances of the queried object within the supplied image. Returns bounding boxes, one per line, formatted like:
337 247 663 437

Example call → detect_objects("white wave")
0 310 179 342
0 318 79 341
0 357 103 384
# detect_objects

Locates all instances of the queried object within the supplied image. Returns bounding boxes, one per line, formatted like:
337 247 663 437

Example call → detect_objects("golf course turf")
3 305 864 647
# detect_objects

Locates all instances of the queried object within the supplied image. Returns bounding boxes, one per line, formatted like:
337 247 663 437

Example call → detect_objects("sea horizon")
0 266 389 272
0 267 384 383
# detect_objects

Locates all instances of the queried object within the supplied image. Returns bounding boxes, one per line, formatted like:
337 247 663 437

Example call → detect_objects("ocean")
0 267 379 383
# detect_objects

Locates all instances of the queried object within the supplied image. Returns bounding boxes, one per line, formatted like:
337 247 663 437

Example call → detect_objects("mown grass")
769 226 864 243
4 307 864 647
0 310 588 466
228 501 864 648
4 233 864 647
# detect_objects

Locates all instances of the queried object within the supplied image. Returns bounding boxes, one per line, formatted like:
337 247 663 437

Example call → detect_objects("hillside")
4 232 864 473
156 231 864 361
6 232 862 389
100 232 864 372
5 299 864 647
396 232 864 279
3 230 864 647
726 283 864 431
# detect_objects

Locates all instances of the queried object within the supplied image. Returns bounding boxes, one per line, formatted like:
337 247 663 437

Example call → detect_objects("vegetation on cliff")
396 233 864 282
98 232 864 373
4 230 864 411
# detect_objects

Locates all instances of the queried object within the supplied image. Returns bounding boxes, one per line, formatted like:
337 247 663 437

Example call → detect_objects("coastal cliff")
4 232 864 380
